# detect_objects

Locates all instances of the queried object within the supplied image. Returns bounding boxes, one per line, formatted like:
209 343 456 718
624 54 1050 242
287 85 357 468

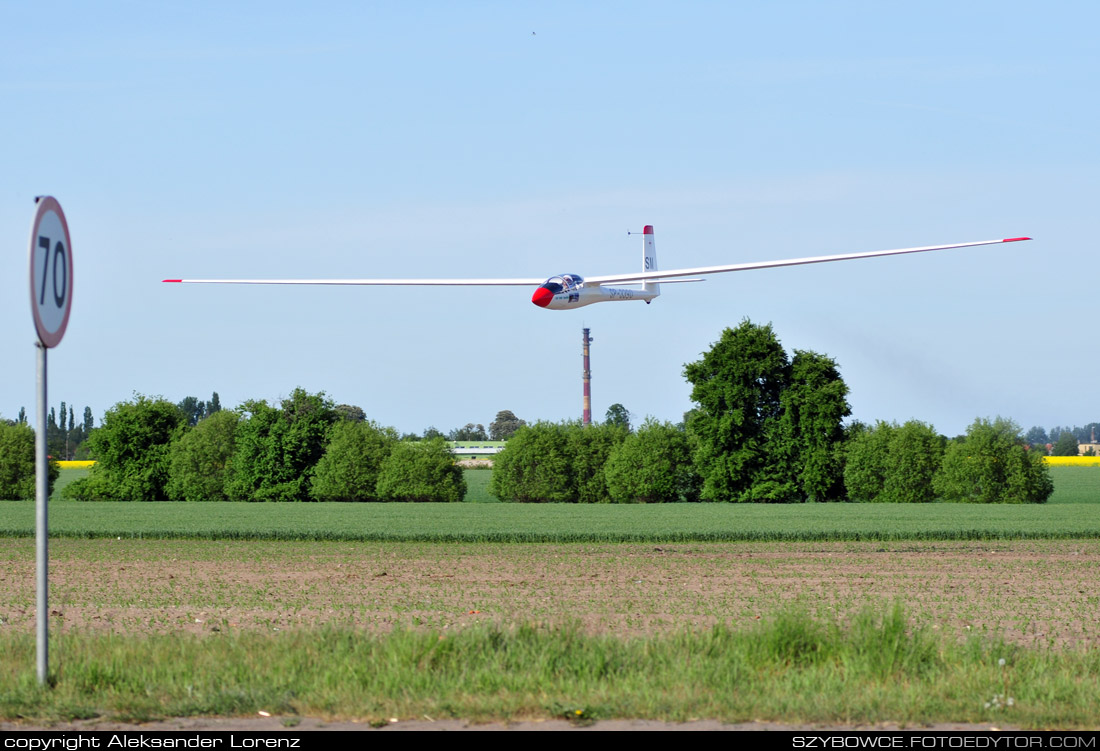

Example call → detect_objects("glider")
164 226 1031 311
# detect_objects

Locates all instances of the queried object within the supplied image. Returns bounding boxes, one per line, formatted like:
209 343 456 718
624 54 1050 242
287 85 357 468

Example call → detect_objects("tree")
225 389 337 502
774 350 851 501
208 392 222 415
375 437 466 502
844 421 943 503
843 422 894 502
17 407 26 425
166 410 240 502
567 422 628 503
64 395 184 502
310 420 397 501
448 423 488 441
0 423 58 500
933 417 1053 504
489 410 526 441
684 320 850 502
490 422 575 502
1025 426 1049 446
604 418 700 503
1052 431 1079 457
684 320 788 502
604 403 631 432
334 404 367 423
490 421 626 503
177 396 206 427
422 426 445 440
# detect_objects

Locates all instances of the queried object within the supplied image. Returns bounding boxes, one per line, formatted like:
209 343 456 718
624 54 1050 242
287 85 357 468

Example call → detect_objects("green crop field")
3 498 1100 542
1047 466 1100 503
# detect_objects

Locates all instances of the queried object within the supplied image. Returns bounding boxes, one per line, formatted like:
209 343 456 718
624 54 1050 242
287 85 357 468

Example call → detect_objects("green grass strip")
2 501 1100 542
1 605 1097 728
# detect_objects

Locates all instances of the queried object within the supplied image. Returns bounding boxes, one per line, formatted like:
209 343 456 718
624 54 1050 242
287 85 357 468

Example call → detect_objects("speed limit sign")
28 196 73 348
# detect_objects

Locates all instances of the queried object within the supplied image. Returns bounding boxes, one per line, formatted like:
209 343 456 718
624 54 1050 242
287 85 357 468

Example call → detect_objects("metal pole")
35 342 48 685
582 327 592 426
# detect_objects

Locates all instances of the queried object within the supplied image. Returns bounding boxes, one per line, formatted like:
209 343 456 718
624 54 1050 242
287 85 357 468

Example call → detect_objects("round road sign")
28 196 73 348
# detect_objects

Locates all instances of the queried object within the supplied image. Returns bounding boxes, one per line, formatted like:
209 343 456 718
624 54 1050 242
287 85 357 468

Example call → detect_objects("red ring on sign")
28 196 74 348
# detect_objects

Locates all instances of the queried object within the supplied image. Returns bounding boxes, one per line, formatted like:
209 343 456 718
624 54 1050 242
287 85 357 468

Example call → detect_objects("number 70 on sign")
28 196 73 349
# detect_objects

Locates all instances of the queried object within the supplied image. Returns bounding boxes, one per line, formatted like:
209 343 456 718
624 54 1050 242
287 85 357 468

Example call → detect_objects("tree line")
490 321 1051 504
0 320 1054 503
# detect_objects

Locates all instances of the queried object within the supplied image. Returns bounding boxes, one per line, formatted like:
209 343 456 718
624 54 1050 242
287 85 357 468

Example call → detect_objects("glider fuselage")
531 273 659 309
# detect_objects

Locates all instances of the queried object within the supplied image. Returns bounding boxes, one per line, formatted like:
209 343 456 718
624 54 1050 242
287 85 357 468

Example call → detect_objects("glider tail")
642 225 660 299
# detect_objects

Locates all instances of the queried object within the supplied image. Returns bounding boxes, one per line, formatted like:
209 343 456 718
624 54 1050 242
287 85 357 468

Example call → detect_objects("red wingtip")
163 279 182 283
643 225 653 235
1002 237 1031 243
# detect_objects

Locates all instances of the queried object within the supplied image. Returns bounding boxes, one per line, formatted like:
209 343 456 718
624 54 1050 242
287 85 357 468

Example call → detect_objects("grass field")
5 500 1100 542
1046 466 1100 503
2 611 1099 728
2 538 1099 727
5 465 1098 728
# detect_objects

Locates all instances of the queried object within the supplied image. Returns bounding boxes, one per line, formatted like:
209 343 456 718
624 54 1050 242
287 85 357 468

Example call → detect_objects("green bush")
65 395 184 502
166 410 240 502
490 423 575 502
310 420 397 502
604 418 699 503
375 437 465 502
845 421 943 503
490 422 626 503
0 423 58 500
226 389 337 503
933 417 1053 504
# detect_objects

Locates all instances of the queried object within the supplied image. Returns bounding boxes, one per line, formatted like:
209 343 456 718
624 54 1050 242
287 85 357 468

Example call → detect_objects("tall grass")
1 605 1097 728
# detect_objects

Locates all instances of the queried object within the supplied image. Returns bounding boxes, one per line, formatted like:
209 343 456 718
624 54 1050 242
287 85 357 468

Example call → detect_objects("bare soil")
0 538 1097 648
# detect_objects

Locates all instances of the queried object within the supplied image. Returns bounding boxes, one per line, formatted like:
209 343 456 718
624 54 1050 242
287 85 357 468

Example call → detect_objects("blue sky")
1 1 1096 437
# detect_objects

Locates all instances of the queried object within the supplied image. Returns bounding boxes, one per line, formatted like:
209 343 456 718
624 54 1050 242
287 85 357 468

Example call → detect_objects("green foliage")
604 418 699 503
490 423 575 502
843 422 892 502
489 410 526 441
845 421 943 503
0 423 58 500
65 395 184 502
490 422 626 503
604 403 631 432
448 423 488 441
777 350 851 501
1051 432 1079 457
566 423 627 503
684 320 850 503
310 421 397 502
933 417 1054 504
375 437 466 502
166 411 240 502
225 389 337 503
333 404 366 423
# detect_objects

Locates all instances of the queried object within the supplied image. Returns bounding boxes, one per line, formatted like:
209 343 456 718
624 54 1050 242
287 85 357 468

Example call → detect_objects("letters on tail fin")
642 225 660 299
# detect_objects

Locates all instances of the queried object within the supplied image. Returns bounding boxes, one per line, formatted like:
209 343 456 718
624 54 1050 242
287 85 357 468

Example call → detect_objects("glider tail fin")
642 225 660 298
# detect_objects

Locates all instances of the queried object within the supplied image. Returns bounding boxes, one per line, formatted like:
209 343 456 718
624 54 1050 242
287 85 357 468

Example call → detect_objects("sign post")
28 196 73 685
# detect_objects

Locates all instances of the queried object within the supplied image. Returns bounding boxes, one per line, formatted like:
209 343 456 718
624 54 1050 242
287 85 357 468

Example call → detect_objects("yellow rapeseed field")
1043 456 1100 466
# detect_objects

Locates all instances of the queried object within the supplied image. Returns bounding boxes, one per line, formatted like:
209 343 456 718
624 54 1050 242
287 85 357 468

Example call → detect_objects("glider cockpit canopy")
542 274 584 293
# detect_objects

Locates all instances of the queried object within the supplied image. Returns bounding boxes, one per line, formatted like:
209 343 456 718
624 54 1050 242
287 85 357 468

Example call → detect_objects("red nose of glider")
531 286 553 308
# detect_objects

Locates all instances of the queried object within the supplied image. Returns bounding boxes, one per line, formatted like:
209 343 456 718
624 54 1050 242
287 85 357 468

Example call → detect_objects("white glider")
164 226 1031 310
